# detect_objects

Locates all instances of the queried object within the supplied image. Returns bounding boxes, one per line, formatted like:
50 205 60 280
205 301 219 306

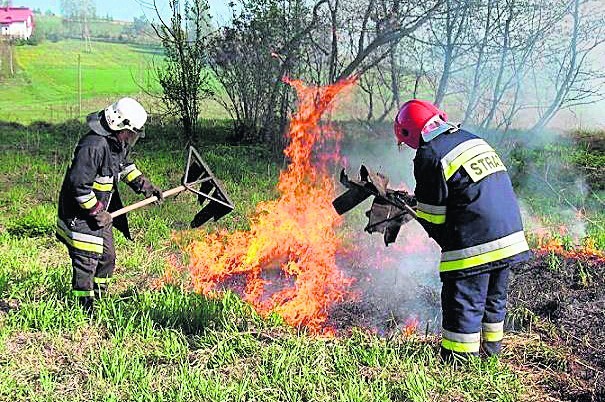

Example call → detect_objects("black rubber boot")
77 296 94 316
480 340 502 357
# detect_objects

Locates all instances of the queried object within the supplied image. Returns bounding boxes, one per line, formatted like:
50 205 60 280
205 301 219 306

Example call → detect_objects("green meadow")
0 40 161 122
0 38 603 400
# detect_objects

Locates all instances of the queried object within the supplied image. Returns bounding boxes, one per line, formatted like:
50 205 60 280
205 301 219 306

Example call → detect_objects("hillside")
33 14 157 43
0 40 161 122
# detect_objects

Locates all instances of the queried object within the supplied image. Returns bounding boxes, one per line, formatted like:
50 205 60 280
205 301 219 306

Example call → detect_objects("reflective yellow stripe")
92 182 113 191
439 240 529 272
93 277 112 284
416 202 446 215
441 339 480 353
80 196 98 209
73 290 94 297
442 232 526 262
75 191 95 204
462 151 506 182
125 169 142 183
416 210 446 224
482 330 504 342
443 143 494 180
56 225 103 254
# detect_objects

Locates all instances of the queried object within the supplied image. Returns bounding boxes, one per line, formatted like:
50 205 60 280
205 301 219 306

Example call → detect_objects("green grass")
0 40 162 122
0 39 228 124
502 131 605 249
0 121 537 401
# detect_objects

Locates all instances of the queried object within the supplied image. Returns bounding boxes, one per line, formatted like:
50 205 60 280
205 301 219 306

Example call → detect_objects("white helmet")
104 97 148 135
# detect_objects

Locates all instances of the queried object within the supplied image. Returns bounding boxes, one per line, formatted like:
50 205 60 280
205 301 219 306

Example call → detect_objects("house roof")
0 7 33 24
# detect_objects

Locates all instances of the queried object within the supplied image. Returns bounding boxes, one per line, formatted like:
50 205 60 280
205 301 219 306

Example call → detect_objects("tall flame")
180 78 357 333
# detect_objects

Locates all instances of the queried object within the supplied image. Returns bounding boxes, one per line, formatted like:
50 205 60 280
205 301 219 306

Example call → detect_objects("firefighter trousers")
69 223 116 300
440 266 510 360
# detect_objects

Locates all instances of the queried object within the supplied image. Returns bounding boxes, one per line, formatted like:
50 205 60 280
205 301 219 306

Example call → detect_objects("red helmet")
394 100 448 149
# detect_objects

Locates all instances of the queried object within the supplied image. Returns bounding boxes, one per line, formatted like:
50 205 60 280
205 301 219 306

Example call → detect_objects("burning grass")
167 78 360 334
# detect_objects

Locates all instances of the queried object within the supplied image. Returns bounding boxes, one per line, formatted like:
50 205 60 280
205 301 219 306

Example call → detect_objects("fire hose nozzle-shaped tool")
332 165 417 246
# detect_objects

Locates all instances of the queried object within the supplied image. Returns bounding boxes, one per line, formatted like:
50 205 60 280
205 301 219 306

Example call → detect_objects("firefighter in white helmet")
56 97 164 313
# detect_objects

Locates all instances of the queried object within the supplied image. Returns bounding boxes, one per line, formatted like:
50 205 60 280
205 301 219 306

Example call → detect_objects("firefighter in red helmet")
394 99 529 360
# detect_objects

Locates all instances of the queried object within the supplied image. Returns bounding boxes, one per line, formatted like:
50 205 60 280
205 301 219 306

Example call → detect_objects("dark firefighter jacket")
57 130 147 256
413 127 530 279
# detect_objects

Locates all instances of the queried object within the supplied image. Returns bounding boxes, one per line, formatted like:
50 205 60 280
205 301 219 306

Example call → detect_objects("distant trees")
152 0 604 146
356 0 605 131
132 15 152 36
60 0 96 44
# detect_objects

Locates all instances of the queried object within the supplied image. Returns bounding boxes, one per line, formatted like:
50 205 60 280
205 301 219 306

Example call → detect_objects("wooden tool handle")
110 185 186 218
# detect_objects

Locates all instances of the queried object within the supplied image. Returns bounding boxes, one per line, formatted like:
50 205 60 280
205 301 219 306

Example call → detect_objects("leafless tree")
428 0 475 106
358 42 421 122
305 0 443 85
476 0 559 129
531 0 605 130
461 0 496 125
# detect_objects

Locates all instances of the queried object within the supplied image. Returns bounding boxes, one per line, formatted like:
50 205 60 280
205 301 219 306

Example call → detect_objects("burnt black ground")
509 253 605 401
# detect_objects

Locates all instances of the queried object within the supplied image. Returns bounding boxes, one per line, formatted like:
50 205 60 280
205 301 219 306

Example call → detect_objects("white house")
0 7 34 39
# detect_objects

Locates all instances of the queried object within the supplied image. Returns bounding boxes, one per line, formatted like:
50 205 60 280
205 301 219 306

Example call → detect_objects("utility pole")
8 39 13 77
77 53 82 116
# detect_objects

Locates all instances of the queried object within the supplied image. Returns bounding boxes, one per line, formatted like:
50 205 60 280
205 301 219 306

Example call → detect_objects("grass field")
0 121 553 401
0 118 602 400
1 38 604 400
0 40 162 122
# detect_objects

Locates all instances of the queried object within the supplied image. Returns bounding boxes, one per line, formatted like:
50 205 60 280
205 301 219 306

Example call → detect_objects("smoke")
474 126 592 244
327 121 442 335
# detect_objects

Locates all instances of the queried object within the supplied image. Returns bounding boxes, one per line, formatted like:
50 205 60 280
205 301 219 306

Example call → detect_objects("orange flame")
534 228 605 262
179 78 358 333
402 317 419 337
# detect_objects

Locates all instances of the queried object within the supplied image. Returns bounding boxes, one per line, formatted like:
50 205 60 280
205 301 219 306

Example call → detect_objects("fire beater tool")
111 146 234 227
332 165 416 245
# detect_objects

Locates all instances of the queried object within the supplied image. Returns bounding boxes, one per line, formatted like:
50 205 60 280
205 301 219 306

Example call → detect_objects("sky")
12 0 231 22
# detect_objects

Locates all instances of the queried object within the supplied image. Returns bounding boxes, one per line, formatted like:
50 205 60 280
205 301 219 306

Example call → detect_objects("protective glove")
153 186 164 204
93 211 113 228
88 201 113 229
139 177 164 204
144 184 163 203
